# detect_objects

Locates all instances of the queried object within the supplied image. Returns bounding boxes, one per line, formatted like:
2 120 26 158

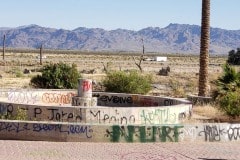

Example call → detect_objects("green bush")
30 62 81 89
218 89 240 118
103 71 152 94
227 48 240 65
217 63 240 87
213 63 240 118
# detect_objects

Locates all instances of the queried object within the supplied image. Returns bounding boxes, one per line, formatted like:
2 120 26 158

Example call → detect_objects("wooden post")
40 44 42 65
3 34 5 60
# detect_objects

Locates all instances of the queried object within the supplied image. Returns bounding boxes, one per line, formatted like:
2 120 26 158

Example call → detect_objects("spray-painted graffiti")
1 103 83 122
105 125 184 142
198 125 224 142
198 125 240 142
42 92 76 105
89 109 135 125
8 90 38 104
0 122 93 138
82 80 92 92
140 108 177 124
0 104 8 115
179 126 198 141
99 95 133 104
94 93 179 107
164 99 174 106
33 107 83 122
0 104 13 116
137 97 159 106
228 126 240 141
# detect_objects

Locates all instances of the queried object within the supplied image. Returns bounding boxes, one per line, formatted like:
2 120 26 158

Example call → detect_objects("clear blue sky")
1 0 239 30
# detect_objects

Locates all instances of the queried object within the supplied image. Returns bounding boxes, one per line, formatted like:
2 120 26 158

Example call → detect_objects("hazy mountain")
1 23 240 55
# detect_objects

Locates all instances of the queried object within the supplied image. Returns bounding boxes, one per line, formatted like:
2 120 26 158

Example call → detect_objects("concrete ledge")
187 94 212 105
0 89 192 124
0 120 240 143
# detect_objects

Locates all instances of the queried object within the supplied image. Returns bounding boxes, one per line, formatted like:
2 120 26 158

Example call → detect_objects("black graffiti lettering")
129 115 135 124
120 117 127 125
7 104 13 115
178 112 186 120
48 108 58 120
61 111 67 119
110 116 117 123
199 125 224 142
34 108 42 118
47 108 82 122
164 99 173 106
55 113 61 121
228 127 240 141
67 113 74 120
103 114 109 123
75 108 83 122
89 110 135 125
99 95 133 104
75 115 82 122
90 110 101 123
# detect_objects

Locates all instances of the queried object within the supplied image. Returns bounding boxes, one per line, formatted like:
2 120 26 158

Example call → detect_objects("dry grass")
193 104 224 119
192 104 240 123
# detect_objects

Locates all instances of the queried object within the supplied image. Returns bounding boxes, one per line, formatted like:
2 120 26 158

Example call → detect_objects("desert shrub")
169 79 185 97
30 62 81 89
213 64 240 118
218 89 240 118
103 71 152 94
217 63 240 87
227 48 240 65
7 67 24 77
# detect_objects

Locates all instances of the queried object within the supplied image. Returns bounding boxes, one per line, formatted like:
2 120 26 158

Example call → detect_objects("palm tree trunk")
2 34 5 60
198 0 210 96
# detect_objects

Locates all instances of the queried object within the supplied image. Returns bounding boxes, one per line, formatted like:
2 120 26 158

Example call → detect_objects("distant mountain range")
0 23 240 55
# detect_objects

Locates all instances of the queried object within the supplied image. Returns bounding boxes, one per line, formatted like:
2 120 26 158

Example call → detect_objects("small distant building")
154 56 167 62
36 55 47 59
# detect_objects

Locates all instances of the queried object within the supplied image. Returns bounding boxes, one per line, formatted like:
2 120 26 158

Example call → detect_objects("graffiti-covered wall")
0 102 191 124
0 120 240 143
0 89 192 124
0 89 190 107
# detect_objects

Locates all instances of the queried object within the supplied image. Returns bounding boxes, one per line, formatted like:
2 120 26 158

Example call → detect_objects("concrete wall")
0 102 191 124
0 89 77 105
0 89 192 124
0 89 196 142
0 89 190 107
0 120 240 143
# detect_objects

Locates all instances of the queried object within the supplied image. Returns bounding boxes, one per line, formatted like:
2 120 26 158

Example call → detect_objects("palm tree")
198 0 210 96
